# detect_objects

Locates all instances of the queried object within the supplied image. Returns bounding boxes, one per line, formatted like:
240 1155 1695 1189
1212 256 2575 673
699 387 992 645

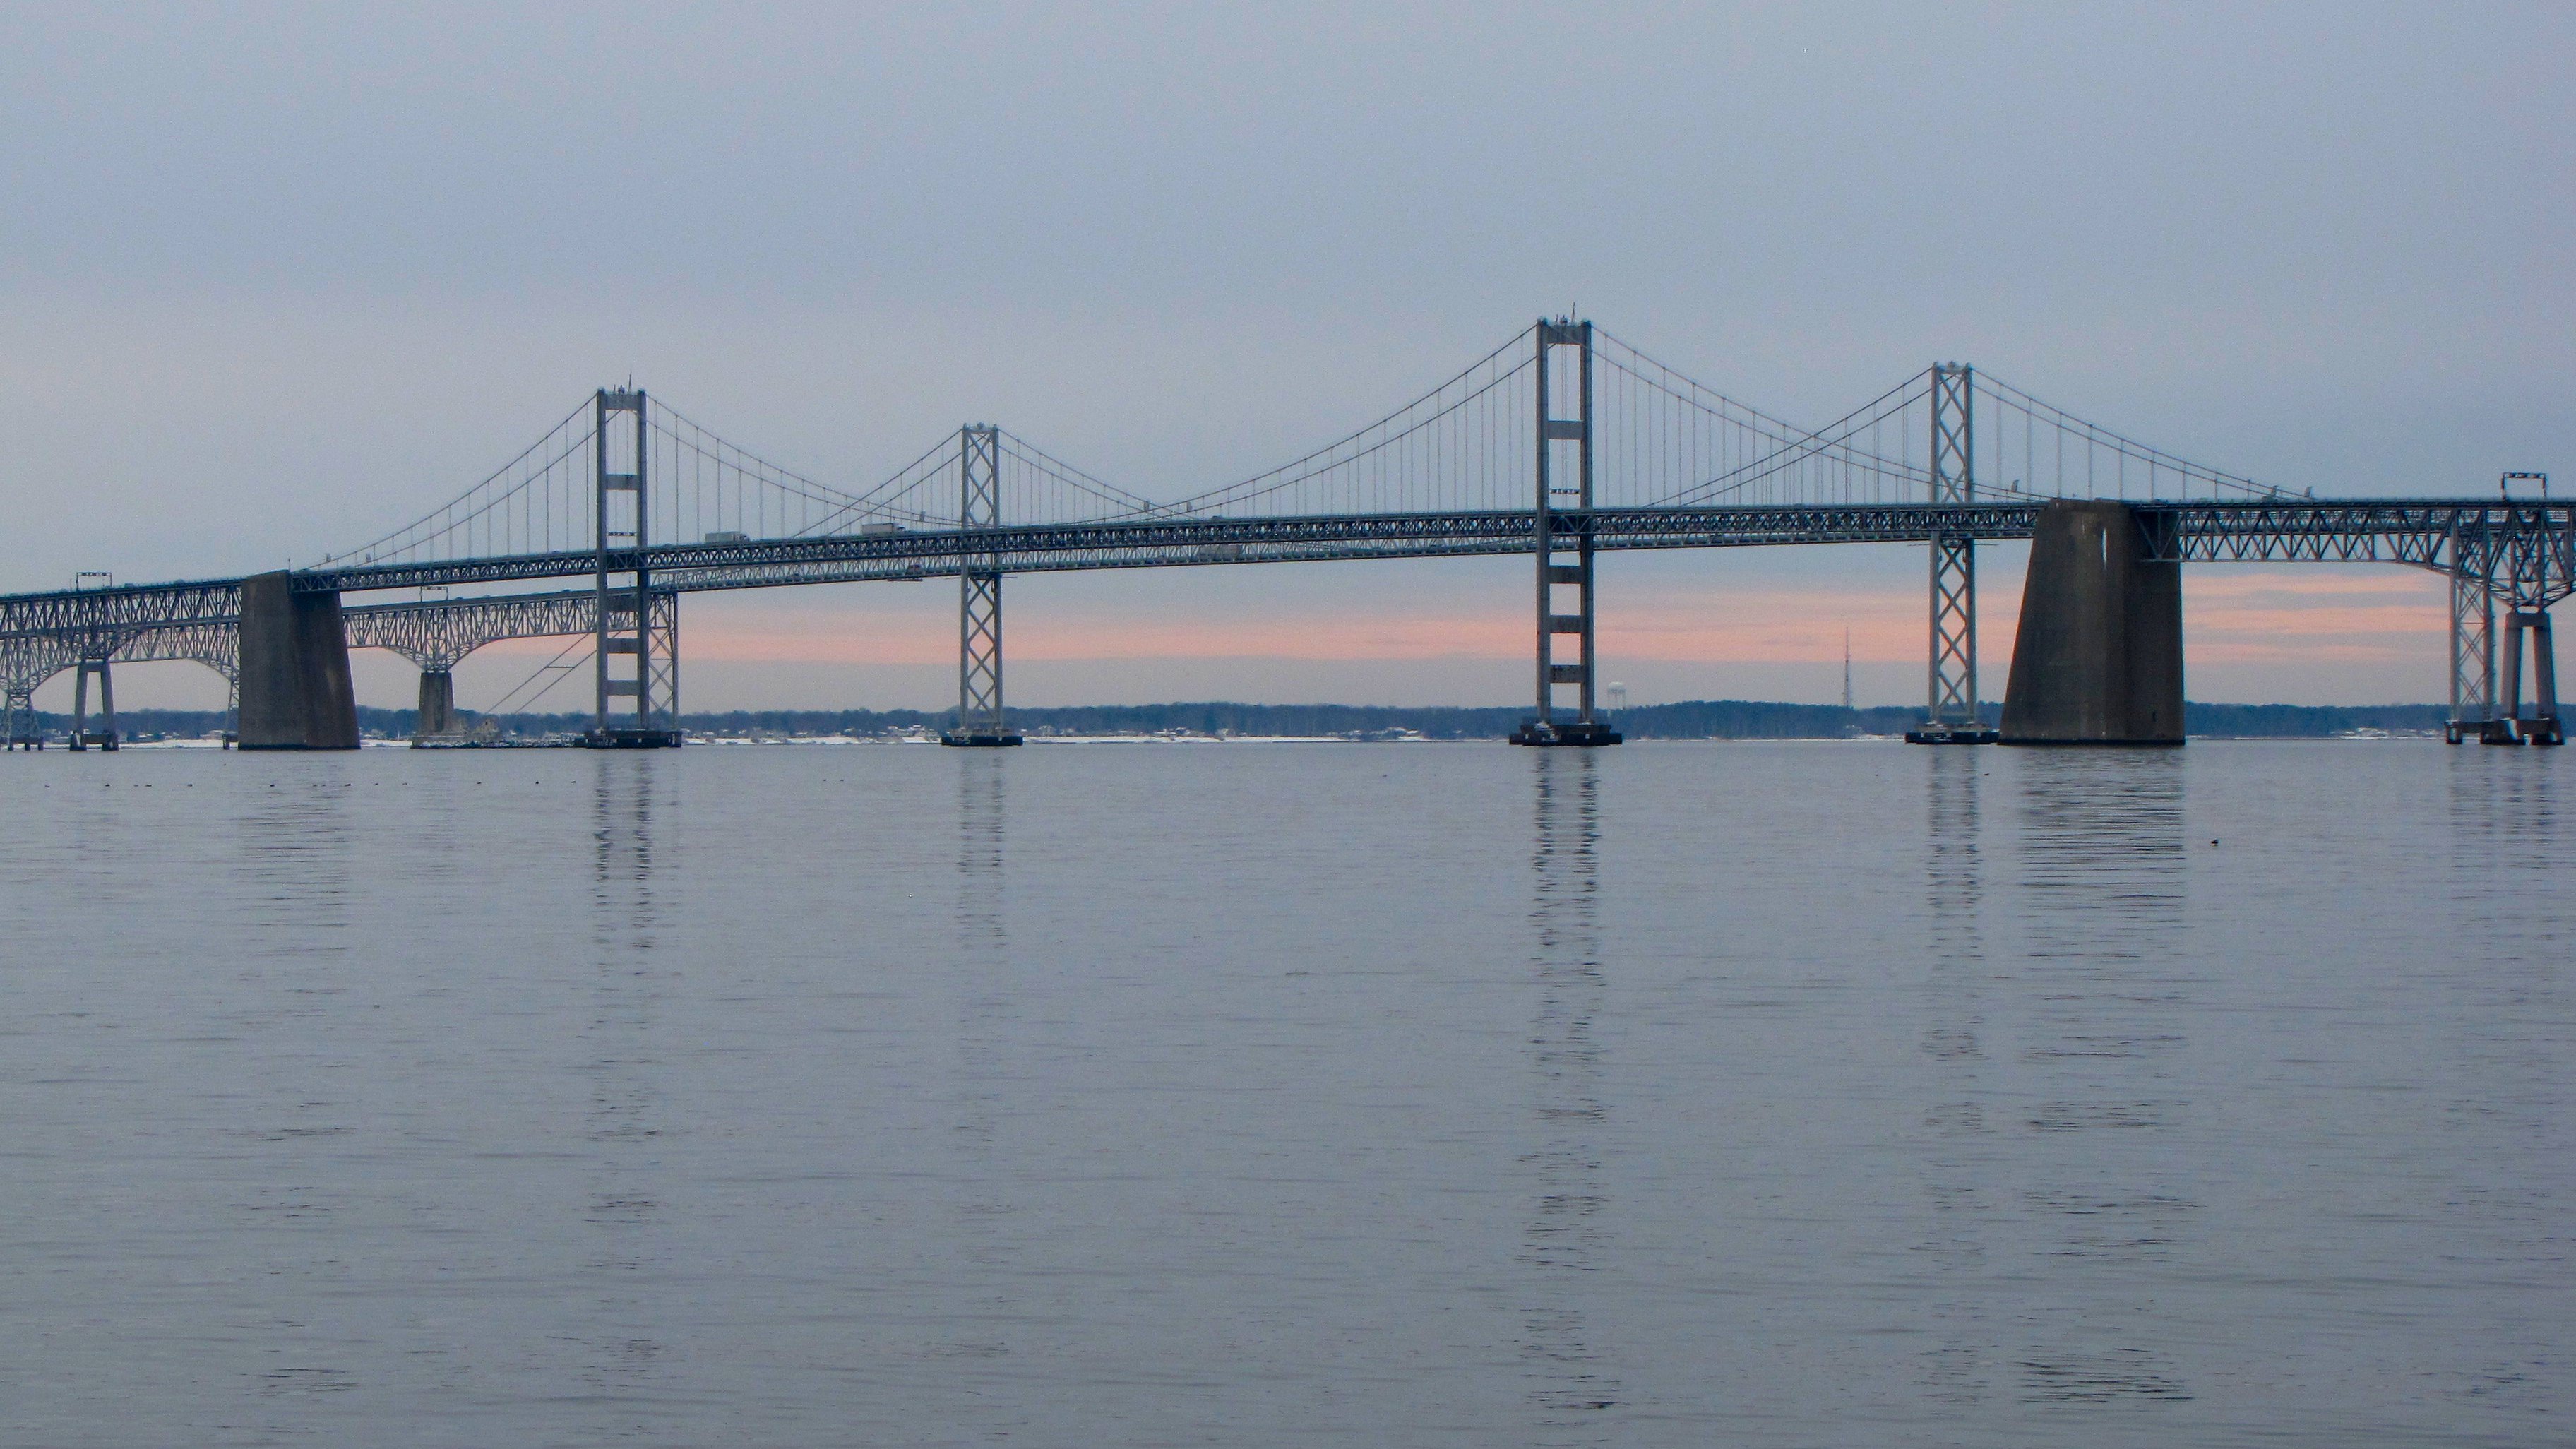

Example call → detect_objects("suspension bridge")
4 321 2568 752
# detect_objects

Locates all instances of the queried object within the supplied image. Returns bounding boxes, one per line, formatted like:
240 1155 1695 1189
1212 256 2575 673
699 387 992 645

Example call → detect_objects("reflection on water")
582 758 671 1427
1 741 2568 1445
1915 748 1993 1408
237 763 357 968
2436 754 2572 1413
943 753 1018 1368
1522 751 1618 1440
230 765 362 1423
2447 750 2564 961
2008 751 2193 1406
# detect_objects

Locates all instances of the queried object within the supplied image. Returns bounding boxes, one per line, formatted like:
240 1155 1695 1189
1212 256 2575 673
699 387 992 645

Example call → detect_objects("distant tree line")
36 699 2455 741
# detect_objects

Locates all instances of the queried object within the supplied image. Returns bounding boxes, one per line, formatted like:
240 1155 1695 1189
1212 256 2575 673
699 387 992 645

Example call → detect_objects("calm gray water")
0 740 2568 1447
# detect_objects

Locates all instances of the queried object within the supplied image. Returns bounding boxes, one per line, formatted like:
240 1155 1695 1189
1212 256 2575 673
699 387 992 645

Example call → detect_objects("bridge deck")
4 499 2569 644
290 498 2576 595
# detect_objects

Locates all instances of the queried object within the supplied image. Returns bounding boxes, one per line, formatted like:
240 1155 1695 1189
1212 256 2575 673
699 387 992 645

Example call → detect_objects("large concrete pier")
237 572 360 749
416 669 458 739
2000 501 2184 746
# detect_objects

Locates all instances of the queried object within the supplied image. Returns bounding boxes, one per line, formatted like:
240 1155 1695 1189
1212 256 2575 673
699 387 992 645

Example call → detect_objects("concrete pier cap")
1999 500 2184 746
237 571 360 749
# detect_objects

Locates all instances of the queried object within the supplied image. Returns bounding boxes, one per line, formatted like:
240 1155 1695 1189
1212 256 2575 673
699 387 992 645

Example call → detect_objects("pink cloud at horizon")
524 564 2447 671
340 561 2464 714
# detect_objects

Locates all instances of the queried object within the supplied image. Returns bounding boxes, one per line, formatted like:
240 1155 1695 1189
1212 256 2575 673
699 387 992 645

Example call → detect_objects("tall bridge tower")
66 572 119 750
2447 520 2502 743
586 388 681 746
2443 483 2564 746
943 424 1020 746
1907 363 1996 744
1513 320 1621 747
2490 481 2565 746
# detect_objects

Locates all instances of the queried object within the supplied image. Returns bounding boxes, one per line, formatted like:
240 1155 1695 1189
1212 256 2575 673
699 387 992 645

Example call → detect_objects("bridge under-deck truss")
3 588 677 749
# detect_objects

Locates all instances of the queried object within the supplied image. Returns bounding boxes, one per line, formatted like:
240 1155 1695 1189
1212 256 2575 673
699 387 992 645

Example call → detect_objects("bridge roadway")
6 500 2570 643
299 499 2576 597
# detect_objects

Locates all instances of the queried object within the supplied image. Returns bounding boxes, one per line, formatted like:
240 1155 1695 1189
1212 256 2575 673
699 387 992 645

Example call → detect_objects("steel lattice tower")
944 424 1020 746
1910 363 1994 744
3 682 37 749
2447 525 2501 743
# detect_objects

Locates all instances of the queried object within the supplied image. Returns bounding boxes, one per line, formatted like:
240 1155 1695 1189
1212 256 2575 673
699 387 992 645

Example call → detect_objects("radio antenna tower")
1842 627 1854 712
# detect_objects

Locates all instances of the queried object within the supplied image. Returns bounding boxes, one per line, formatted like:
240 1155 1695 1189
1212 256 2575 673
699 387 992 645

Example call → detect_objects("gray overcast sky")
2 2 2568 710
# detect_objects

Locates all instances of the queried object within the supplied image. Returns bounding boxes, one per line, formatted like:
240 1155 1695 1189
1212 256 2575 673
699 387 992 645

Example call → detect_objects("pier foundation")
237 571 360 749
2000 501 2184 746
68 657 117 750
415 669 458 740
2498 609 2564 746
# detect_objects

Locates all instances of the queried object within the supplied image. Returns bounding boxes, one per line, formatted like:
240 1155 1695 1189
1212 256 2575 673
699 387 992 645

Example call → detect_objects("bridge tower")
66 573 118 750
3 679 37 749
2498 607 2563 746
2493 499 2564 746
944 424 1020 747
2445 521 2505 744
585 388 681 748
67 657 116 750
1511 319 1620 747
1907 364 1996 744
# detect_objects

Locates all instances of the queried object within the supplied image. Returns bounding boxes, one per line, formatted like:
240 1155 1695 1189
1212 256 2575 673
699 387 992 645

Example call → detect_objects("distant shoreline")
30 700 2458 745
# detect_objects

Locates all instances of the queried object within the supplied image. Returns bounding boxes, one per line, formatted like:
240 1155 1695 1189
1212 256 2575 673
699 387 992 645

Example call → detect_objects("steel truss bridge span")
2 588 674 748
2 588 658 664
8 497 2567 747
2 500 2553 618
5 498 2568 649
252 499 2574 600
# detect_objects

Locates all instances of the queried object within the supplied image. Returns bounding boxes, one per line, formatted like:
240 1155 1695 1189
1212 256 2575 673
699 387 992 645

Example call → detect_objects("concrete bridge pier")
69 657 117 750
1999 500 2184 746
415 669 459 740
237 571 360 750
2498 609 2564 746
